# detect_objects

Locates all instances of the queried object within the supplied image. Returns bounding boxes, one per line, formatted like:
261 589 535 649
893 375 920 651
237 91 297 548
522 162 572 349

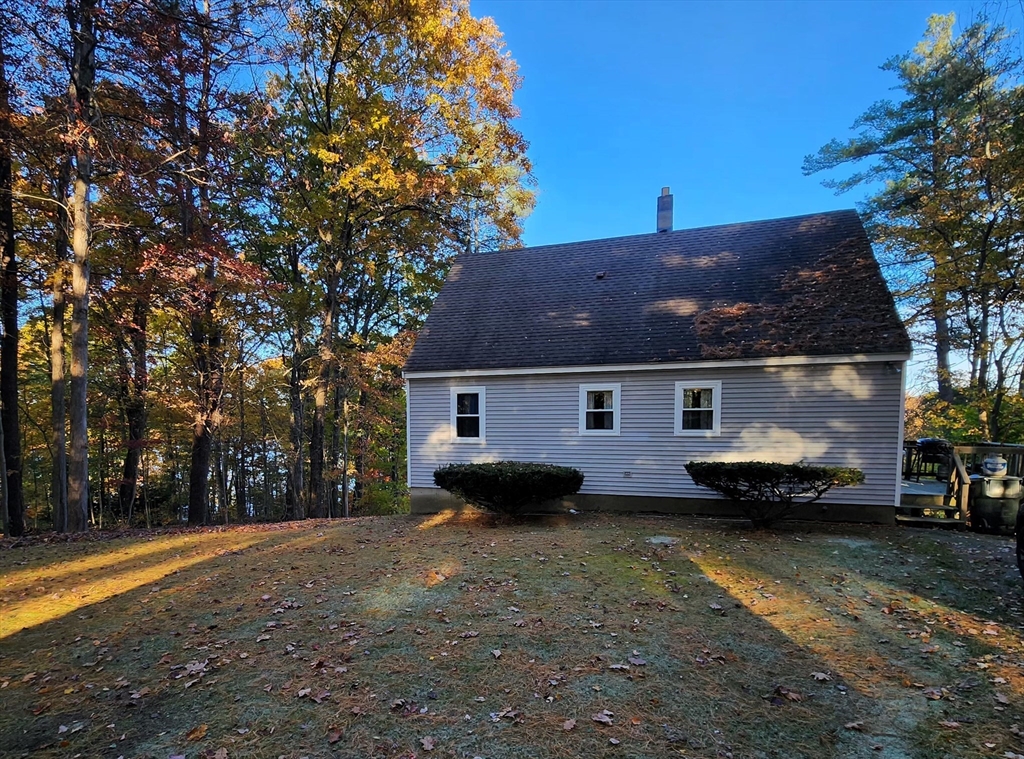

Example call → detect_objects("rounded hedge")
684 460 864 528
433 461 584 516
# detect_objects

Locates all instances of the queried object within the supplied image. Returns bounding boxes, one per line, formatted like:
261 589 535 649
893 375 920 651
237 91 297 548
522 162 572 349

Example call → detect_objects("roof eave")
403 350 913 380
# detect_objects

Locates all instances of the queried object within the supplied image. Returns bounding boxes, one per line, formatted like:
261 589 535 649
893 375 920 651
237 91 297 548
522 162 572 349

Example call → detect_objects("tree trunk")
119 395 146 522
933 297 954 403
310 274 336 519
50 159 71 532
342 395 349 518
235 361 247 522
0 28 22 537
286 324 306 520
329 377 341 518
113 270 149 519
187 296 221 525
67 0 97 533
213 437 228 524
259 399 270 520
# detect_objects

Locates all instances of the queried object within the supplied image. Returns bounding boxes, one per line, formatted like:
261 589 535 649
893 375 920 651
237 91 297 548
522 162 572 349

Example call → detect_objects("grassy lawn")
1 512 1022 759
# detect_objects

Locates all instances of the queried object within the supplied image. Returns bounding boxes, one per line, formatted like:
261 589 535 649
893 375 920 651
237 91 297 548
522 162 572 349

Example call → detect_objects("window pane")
683 388 713 409
587 390 612 410
456 416 480 438
682 409 714 430
456 393 479 415
586 410 614 430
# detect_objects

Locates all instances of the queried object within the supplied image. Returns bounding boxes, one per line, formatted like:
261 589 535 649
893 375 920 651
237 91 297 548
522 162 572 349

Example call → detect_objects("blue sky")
472 0 1023 247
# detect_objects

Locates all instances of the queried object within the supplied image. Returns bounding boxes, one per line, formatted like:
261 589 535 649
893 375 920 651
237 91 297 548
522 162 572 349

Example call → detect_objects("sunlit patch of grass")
1 531 251 594
416 508 459 530
0 533 269 638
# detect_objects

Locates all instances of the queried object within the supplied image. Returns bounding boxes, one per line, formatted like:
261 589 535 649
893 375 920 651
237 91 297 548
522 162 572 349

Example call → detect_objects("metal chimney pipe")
657 187 673 233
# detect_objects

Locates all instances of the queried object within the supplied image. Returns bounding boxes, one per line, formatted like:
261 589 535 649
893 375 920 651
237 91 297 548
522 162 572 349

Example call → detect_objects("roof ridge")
482 208 861 257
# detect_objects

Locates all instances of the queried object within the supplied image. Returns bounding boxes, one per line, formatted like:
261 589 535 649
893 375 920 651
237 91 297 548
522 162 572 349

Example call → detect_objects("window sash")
674 380 721 436
450 387 485 442
579 384 621 435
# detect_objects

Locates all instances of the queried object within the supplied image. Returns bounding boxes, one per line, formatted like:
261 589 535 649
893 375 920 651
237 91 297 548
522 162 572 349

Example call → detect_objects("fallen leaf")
609 737 621 745
996 693 1010 705
709 603 723 611
627 656 646 666
773 685 803 702
186 724 208 742
460 631 479 638
420 736 436 751
938 720 961 729
592 710 614 725
844 721 864 731
491 649 502 659
562 718 576 731
327 726 342 744
297 688 311 698
811 672 831 682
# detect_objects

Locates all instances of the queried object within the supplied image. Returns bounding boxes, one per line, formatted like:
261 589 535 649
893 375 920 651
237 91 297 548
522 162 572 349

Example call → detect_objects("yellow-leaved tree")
264 0 534 517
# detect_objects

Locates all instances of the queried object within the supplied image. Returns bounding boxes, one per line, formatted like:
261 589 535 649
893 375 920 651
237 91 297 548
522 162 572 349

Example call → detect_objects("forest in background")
0 0 533 535
5 4 1024 537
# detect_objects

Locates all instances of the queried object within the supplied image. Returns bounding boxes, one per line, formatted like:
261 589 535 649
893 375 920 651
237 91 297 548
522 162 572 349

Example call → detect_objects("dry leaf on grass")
769 686 803 705
491 649 502 659
185 724 208 741
938 720 961 729
592 710 614 725
811 672 831 681
844 721 864 731
563 718 576 731
327 726 342 744
420 736 436 751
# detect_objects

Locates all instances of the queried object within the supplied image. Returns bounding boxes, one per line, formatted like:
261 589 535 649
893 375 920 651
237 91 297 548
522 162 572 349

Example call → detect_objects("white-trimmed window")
579 383 621 435
450 386 485 442
674 380 722 436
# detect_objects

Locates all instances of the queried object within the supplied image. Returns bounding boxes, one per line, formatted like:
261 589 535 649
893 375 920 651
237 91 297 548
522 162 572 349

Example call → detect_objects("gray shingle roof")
404 209 911 373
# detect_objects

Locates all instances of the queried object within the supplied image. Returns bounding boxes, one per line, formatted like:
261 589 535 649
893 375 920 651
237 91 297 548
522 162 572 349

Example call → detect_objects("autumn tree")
0 6 17 535
272 0 532 517
805 14 1024 440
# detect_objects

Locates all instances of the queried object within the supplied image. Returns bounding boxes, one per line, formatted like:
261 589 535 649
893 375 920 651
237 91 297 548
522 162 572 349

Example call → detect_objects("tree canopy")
806 13 1024 442
0 0 533 534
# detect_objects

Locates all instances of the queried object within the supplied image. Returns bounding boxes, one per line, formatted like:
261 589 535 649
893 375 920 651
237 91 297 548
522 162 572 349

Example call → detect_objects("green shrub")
433 461 584 517
684 460 865 528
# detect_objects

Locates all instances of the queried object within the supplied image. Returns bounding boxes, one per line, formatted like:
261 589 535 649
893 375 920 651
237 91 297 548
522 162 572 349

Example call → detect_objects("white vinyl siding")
408 361 903 507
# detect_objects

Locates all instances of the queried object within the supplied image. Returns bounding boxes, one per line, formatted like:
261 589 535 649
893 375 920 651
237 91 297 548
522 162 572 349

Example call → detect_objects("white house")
403 194 911 523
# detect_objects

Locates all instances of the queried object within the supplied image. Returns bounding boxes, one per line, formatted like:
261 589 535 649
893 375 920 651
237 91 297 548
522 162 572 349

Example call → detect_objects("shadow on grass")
0 514 1018 759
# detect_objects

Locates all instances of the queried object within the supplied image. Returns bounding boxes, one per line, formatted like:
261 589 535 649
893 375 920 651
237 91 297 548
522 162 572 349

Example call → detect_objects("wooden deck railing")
902 442 1024 527
948 449 970 522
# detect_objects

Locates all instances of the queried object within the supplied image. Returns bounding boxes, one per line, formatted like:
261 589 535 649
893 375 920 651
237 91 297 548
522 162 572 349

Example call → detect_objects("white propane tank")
982 453 1008 477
